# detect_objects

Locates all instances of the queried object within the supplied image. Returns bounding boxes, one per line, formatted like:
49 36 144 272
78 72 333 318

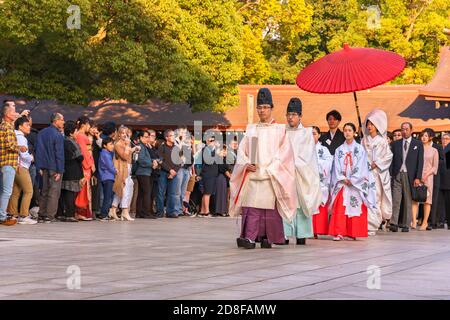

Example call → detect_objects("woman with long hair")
328 123 377 241
110 126 140 221
412 129 438 231
74 116 95 221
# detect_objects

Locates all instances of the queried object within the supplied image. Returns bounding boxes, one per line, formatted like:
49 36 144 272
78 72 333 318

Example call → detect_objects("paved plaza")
1 217 450 300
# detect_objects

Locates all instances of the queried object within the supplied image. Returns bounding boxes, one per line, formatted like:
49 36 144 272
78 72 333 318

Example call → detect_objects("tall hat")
287 97 302 115
257 88 274 108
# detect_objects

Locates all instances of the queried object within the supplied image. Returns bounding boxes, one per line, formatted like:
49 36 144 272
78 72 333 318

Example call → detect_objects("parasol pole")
353 91 363 137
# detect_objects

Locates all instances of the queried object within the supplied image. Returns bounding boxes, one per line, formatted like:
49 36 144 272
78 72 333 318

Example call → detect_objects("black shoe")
284 239 289 245
216 212 228 217
97 216 111 222
166 214 178 218
65 217 79 222
56 216 66 222
38 216 55 223
401 227 409 232
296 238 306 245
155 213 164 218
437 223 445 229
140 215 157 219
426 226 433 231
261 238 272 249
389 225 398 232
236 238 255 249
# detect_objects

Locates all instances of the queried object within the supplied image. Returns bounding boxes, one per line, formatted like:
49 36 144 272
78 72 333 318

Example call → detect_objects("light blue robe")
283 123 321 239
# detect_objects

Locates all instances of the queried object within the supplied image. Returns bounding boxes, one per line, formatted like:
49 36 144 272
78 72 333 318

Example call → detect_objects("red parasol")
296 43 406 132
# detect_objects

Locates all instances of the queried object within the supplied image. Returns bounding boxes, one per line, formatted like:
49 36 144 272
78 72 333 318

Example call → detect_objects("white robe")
229 123 298 222
315 142 333 211
362 109 393 231
362 135 393 229
286 124 322 217
330 141 377 217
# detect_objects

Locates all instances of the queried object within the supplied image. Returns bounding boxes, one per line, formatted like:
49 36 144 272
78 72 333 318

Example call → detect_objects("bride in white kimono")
328 123 377 241
312 126 334 236
361 109 393 235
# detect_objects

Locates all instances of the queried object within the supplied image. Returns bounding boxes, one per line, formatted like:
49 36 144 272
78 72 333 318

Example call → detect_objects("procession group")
231 88 450 249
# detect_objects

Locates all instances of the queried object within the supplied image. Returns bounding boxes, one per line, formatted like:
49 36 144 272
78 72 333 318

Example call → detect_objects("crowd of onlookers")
384 125 450 231
0 100 238 226
0 99 449 233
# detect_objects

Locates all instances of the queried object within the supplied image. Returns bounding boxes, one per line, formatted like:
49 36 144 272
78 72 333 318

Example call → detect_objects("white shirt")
15 130 33 169
330 130 336 140
401 136 412 172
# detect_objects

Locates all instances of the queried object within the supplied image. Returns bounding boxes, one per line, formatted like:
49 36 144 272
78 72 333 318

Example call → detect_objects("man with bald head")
35 112 65 223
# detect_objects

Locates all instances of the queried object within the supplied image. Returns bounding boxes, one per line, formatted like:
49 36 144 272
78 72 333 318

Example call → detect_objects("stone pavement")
1 216 450 300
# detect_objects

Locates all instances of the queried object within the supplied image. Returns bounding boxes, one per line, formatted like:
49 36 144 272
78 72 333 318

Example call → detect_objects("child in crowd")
98 137 116 221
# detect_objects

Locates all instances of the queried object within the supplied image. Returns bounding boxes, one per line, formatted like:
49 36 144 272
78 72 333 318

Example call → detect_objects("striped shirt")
0 120 19 168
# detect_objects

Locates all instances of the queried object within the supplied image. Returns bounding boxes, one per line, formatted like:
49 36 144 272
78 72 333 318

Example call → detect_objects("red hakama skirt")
313 205 329 235
328 188 368 238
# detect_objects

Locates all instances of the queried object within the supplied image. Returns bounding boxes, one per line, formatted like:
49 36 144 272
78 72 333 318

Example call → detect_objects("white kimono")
315 142 333 211
330 141 377 217
286 124 322 217
362 108 393 232
229 122 298 223
362 135 393 228
283 124 322 239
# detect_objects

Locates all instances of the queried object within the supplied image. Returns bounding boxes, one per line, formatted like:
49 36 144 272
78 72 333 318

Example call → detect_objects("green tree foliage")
0 0 449 111
239 0 450 85
0 0 243 111
238 0 314 84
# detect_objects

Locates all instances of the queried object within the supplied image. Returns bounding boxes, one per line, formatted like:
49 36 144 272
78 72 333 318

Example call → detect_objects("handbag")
411 184 427 203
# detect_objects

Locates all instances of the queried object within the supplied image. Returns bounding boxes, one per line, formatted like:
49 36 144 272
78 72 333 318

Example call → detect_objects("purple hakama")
241 207 285 244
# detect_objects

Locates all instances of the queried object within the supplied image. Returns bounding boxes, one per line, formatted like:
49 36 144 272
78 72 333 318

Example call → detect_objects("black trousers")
136 175 153 217
428 175 440 226
91 176 101 213
150 175 158 215
62 189 76 218
442 190 450 226
438 189 448 224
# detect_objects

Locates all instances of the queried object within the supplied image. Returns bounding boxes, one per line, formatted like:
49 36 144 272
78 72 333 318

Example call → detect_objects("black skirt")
202 176 217 195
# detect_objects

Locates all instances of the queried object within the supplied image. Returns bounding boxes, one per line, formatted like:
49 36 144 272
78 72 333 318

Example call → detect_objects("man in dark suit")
390 122 424 232
438 133 450 229
319 110 346 155
427 129 445 229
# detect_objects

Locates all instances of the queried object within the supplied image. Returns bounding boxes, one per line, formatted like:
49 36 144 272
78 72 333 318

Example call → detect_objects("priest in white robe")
283 98 322 245
229 88 298 249
361 109 393 235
